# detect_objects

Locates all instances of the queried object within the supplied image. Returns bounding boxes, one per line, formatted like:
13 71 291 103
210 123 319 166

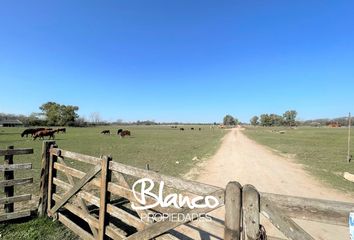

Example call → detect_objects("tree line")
0 102 82 127
250 110 298 126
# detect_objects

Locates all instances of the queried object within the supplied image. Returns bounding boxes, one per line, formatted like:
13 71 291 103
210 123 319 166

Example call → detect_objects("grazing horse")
57 128 66 133
180 128 185 131
117 129 123 135
119 130 131 137
21 128 45 138
101 130 110 135
33 129 57 140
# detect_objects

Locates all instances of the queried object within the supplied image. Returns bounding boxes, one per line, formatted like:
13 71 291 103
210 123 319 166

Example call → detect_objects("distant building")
328 121 341 128
0 119 23 127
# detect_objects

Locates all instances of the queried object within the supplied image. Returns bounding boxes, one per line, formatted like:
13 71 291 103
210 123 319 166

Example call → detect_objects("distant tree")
40 102 61 126
58 105 79 126
260 114 272 126
40 102 79 126
250 116 259 126
223 115 238 125
283 110 297 126
270 114 283 126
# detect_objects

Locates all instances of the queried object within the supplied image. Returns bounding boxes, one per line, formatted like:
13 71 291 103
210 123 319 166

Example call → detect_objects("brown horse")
21 128 45 137
33 129 57 140
119 130 131 137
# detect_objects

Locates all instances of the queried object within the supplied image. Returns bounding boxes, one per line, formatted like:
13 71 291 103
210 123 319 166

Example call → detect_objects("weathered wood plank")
58 213 95 240
260 197 314 240
242 185 260 240
109 161 222 195
0 148 33 156
185 219 224 239
112 171 155 224
53 178 100 206
4 146 14 213
50 148 101 165
54 162 101 189
38 140 55 217
126 205 222 240
224 181 242 240
0 163 32 171
56 158 98 238
261 192 354 226
0 210 31 222
0 178 33 187
107 203 146 230
0 194 31 205
53 163 184 214
53 177 145 230
49 163 101 215
53 194 126 239
126 189 224 240
47 148 57 215
108 181 175 214
98 156 111 240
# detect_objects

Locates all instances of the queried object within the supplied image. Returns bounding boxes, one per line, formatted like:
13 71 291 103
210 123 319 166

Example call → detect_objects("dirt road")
183 128 354 240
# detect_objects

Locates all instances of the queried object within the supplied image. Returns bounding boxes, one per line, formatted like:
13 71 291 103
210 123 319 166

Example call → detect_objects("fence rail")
0 146 34 222
38 141 353 240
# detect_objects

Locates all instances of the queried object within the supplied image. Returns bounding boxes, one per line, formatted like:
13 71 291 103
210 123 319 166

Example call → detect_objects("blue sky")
0 1 353 123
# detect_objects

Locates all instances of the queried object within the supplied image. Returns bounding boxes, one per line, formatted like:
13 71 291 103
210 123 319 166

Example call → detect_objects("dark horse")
117 129 123 135
21 128 45 137
33 129 57 140
57 128 66 133
101 130 110 135
119 130 131 137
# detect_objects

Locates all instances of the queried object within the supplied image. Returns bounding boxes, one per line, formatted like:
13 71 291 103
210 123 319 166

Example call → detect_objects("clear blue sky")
0 1 353 123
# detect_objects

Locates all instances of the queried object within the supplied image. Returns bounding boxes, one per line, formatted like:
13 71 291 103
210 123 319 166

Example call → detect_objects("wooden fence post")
4 146 14 213
224 181 242 240
98 156 112 240
242 184 260 240
47 145 58 215
38 140 55 217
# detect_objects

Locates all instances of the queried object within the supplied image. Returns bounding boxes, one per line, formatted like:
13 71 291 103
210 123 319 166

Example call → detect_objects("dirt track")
184 128 354 240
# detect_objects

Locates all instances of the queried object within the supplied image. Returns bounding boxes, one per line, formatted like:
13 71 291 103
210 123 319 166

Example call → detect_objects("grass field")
244 126 354 193
0 125 226 239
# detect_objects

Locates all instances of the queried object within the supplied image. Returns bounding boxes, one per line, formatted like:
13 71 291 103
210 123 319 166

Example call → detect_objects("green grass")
244 126 354 193
0 125 226 239
0 217 77 240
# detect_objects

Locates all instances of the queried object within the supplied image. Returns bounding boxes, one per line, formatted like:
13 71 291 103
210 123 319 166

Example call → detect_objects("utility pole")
348 112 352 162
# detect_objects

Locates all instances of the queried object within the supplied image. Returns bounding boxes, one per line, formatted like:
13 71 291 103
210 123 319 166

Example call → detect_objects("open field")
244 126 354 193
0 125 226 239
0 125 226 198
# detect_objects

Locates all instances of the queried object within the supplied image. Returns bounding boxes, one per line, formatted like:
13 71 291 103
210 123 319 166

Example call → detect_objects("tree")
59 105 79 126
40 102 79 126
40 102 61 126
223 115 238 126
260 114 272 126
250 116 259 126
283 110 297 126
270 114 283 126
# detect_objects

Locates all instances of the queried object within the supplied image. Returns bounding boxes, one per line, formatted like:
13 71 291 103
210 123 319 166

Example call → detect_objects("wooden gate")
0 145 33 221
39 141 225 239
39 141 354 240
